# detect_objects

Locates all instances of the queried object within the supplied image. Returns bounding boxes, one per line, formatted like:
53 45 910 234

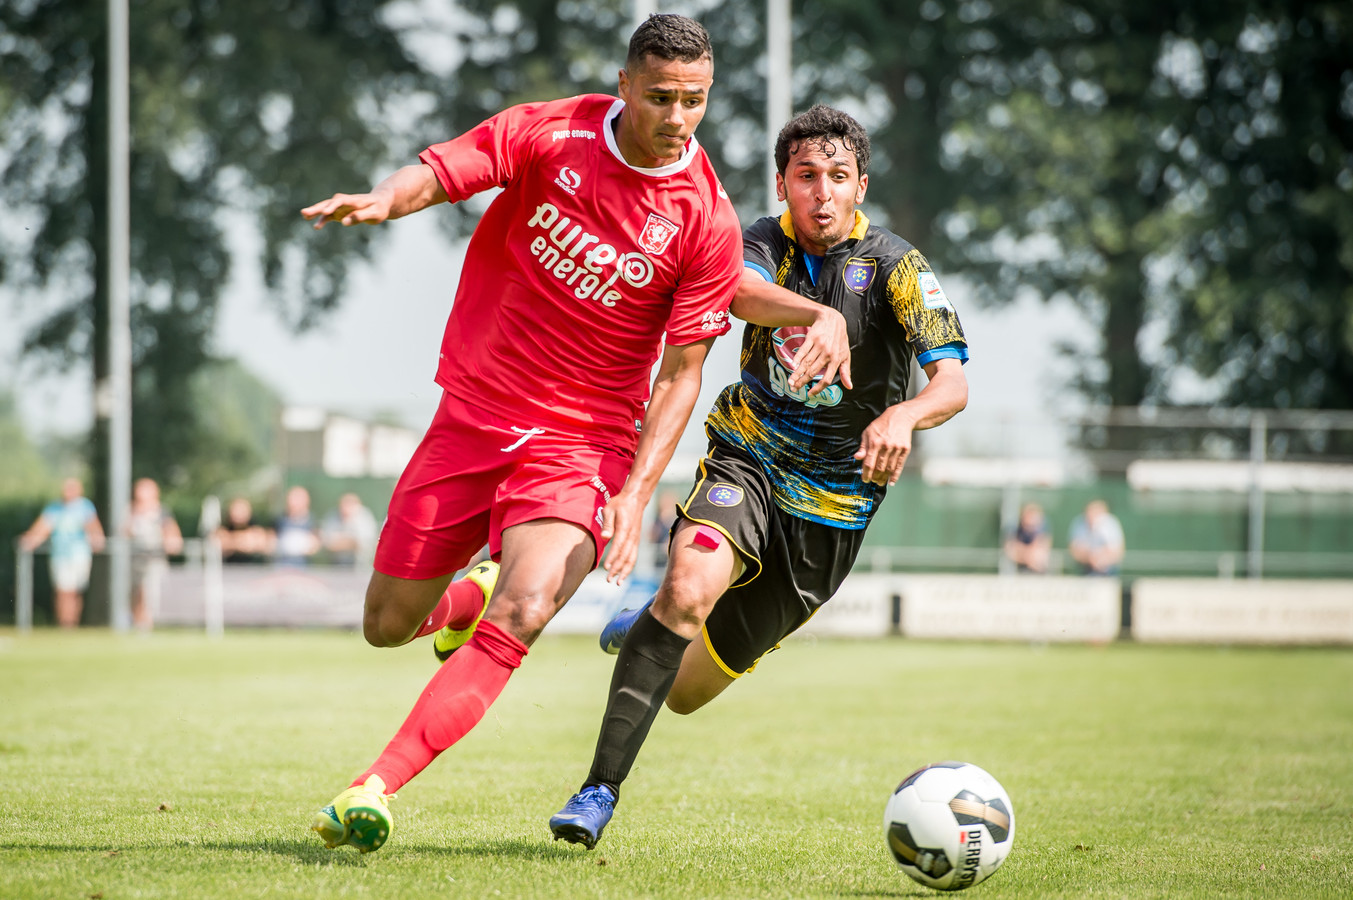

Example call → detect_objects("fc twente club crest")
639 213 680 256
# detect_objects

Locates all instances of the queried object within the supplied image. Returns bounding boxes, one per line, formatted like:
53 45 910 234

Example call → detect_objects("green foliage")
901 1 1351 410
0 0 435 507
0 632 1350 897
5 0 1348 528
152 358 281 502
0 500 48 626
727 0 1353 411
0 391 58 502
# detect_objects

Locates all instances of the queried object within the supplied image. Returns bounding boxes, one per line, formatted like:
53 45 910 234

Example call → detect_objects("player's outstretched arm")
601 338 714 584
855 357 967 486
731 269 852 394
300 164 449 229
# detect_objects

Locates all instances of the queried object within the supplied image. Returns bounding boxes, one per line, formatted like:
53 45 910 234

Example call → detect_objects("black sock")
586 609 691 797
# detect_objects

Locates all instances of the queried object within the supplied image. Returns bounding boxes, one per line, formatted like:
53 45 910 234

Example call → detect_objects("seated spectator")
321 492 378 567
1068 499 1125 576
274 485 320 567
1003 502 1051 574
217 496 273 564
126 477 184 631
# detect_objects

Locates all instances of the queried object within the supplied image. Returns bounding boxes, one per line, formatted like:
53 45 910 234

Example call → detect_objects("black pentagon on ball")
887 822 953 878
951 790 1012 843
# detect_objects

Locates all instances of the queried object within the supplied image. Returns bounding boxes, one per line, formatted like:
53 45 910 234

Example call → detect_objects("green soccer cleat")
433 560 499 663
311 774 396 854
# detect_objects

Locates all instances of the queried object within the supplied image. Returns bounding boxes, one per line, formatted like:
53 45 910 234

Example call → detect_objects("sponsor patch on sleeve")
919 271 954 312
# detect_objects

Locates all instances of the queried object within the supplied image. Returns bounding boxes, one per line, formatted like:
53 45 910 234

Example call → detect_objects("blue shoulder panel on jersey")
917 341 970 367
743 260 774 282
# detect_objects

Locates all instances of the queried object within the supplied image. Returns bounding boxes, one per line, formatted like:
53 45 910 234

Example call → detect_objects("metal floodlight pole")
107 0 133 631
766 0 792 211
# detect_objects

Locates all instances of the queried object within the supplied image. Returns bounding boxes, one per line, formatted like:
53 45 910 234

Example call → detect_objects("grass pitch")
1 628 1349 899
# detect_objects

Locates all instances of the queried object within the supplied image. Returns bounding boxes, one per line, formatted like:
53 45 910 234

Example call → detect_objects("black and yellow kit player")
551 104 971 850
684 210 968 675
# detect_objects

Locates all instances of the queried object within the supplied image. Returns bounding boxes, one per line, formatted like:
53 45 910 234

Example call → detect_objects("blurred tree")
933 1 1353 412
1149 2 1353 410
418 0 625 236
0 391 59 502
786 0 1352 413
168 359 281 502
0 0 433 515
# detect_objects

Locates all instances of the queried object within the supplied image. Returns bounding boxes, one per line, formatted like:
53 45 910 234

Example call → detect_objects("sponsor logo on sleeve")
919 271 954 311
842 258 877 294
639 213 680 256
700 309 730 332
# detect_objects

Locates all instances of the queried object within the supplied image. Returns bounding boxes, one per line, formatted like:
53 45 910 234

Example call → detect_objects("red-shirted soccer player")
296 15 758 854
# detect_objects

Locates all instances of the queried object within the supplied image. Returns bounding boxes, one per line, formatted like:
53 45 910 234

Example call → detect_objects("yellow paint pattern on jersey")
708 386 874 524
887 249 963 351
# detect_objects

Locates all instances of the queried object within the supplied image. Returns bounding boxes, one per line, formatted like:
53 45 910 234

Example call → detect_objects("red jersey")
418 94 741 454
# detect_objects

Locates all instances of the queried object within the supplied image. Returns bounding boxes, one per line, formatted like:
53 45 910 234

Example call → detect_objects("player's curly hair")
627 14 713 70
775 105 871 177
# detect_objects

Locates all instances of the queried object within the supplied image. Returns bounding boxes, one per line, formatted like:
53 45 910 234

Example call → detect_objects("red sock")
354 620 527 792
412 578 490 640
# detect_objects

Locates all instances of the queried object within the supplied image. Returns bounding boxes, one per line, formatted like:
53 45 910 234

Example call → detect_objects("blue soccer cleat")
550 784 618 850
599 598 653 654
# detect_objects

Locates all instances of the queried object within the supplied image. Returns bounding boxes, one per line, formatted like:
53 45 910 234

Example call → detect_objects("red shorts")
373 391 633 580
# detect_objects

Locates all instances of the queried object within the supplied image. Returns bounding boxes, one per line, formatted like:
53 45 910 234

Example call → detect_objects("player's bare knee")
361 590 412 647
361 608 403 647
484 590 558 646
654 579 717 631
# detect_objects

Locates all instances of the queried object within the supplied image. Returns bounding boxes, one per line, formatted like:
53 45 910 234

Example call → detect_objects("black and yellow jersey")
705 211 968 529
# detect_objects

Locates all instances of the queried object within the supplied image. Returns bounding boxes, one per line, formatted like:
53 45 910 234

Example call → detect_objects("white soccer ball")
883 762 1015 891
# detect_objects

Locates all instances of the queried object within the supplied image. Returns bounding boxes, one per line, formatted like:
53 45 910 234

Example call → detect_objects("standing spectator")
19 477 106 628
321 492 379 567
274 486 320 567
126 477 184 631
1068 499 1125 576
1003 502 1052 574
216 497 272 564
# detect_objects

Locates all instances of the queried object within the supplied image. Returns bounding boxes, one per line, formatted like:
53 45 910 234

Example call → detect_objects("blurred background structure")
2 0 1350 632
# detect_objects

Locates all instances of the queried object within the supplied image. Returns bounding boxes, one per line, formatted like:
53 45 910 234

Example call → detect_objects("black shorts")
676 436 867 677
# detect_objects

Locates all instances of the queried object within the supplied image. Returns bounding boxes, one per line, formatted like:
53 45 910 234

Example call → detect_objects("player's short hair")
775 105 871 177
626 14 713 71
